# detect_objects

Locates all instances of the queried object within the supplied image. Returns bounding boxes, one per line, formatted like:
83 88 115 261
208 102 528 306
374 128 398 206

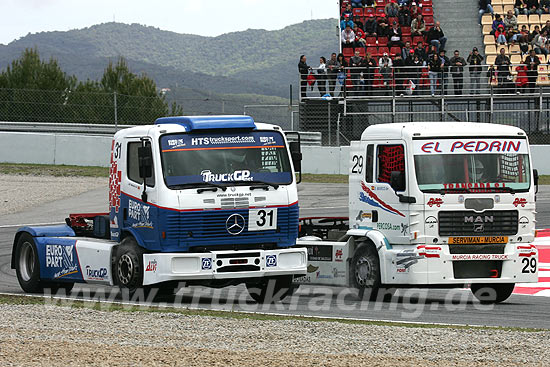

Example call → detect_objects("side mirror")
138 145 153 179
390 171 405 192
534 169 539 194
289 139 302 184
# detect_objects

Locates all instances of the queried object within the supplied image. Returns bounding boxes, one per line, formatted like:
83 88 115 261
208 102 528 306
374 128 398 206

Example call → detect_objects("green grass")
0 294 546 332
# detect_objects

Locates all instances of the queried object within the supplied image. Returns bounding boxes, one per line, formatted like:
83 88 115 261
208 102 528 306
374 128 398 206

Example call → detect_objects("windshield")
414 138 530 193
160 131 292 188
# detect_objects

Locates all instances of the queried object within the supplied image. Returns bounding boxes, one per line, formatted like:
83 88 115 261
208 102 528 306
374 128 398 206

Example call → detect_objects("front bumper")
142 248 307 285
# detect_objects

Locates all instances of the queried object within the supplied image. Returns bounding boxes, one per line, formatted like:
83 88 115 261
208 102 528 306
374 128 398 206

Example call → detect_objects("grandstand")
297 0 550 145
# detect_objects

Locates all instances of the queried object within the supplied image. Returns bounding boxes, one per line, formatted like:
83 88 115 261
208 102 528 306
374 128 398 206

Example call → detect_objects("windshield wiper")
167 182 228 193
231 180 280 190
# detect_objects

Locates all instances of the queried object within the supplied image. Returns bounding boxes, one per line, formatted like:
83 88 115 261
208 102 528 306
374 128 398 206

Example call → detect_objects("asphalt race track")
1 183 549 329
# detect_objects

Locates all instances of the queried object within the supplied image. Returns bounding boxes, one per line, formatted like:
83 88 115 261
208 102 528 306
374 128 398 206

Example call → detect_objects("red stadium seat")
366 36 378 46
388 17 399 25
422 7 433 16
343 48 354 57
378 36 388 46
401 26 411 36
402 36 412 45
412 35 424 45
375 7 386 17
364 7 375 16
366 46 379 57
424 15 434 26
355 47 366 57
375 0 387 6
353 8 364 16
390 46 402 56
421 0 433 6
378 46 390 56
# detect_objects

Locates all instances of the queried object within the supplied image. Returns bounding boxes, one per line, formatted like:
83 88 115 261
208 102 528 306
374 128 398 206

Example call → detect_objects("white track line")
0 222 64 229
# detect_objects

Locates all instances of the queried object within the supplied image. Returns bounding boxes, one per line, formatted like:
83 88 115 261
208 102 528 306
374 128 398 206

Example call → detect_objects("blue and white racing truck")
11 116 307 302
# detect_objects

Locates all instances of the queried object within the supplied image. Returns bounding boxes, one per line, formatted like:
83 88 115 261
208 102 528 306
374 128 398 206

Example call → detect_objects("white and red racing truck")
297 122 539 303
11 116 307 302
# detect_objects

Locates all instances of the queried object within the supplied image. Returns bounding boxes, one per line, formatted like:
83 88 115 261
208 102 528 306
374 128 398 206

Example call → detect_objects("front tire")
114 237 145 296
14 233 43 293
351 243 394 301
471 283 515 304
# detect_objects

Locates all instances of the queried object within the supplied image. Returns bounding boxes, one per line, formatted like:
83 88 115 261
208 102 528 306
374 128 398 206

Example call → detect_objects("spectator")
362 52 378 94
398 4 412 26
389 21 403 47
467 47 484 94
351 0 363 8
439 49 450 94
541 0 550 14
393 53 406 93
364 0 376 6
479 0 494 25
317 56 328 97
350 50 364 94
529 25 540 43
504 10 518 30
378 52 393 87
507 25 520 44
525 49 541 93
298 55 311 98
342 4 353 20
415 41 428 62
533 30 549 55
542 20 550 34
341 13 354 31
526 0 542 15
378 19 390 38
450 50 466 95
385 0 399 17
495 47 512 90
492 14 505 34
341 24 356 49
427 21 447 53
364 14 378 36
336 53 348 97
428 53 443 95
354 16 364 30
515 0 528 15
516 24 530 51
407 52 424 93
495 24 508 44
353 23 367 47
516 63 529 92
427 44 439 59
326 53 340 96
402 41 413 59
410 2 420 19
411 14 426 36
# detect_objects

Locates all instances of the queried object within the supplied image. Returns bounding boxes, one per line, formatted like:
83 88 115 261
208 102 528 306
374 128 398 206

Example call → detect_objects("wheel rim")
117 254 134 286
355 256 373 287
18 241 35 282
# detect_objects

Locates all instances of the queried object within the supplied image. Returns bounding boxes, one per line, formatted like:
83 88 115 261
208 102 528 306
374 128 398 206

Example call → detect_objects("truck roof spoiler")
155 115 256 131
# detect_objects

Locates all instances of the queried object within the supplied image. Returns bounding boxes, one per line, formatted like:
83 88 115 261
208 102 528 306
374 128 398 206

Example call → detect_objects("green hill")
0 20 339 100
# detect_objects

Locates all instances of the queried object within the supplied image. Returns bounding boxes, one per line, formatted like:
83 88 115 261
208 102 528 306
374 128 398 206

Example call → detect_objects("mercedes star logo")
226 214 245 235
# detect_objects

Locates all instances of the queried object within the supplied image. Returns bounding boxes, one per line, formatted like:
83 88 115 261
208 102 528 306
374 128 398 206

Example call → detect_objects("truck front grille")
438 210 518 236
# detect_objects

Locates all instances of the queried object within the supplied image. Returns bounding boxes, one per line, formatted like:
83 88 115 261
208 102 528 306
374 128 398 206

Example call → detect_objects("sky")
0 0 338 45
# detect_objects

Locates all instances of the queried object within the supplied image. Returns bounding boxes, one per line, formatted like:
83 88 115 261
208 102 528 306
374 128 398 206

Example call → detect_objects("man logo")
226 214 245 235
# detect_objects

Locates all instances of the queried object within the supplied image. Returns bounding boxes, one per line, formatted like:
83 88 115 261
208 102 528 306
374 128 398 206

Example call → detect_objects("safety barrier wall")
2 131 550 174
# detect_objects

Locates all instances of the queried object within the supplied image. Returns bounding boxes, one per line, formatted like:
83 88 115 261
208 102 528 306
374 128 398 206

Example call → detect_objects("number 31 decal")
248 208 278 231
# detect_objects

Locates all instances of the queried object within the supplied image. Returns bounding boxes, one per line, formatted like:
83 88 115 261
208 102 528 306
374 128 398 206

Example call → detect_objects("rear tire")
471 283 515 304
14 233 43 293
114 237 145 297
246 275 293 303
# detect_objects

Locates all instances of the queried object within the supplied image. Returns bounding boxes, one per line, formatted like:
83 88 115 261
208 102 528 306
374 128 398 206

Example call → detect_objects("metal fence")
298 64 550 145
0 88 299 129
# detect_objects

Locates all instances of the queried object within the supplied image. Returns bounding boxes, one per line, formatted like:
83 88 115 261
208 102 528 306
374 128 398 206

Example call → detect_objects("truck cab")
298 122 539 303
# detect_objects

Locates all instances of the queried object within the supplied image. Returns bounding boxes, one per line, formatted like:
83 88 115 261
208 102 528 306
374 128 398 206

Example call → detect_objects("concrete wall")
1 131 550 175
